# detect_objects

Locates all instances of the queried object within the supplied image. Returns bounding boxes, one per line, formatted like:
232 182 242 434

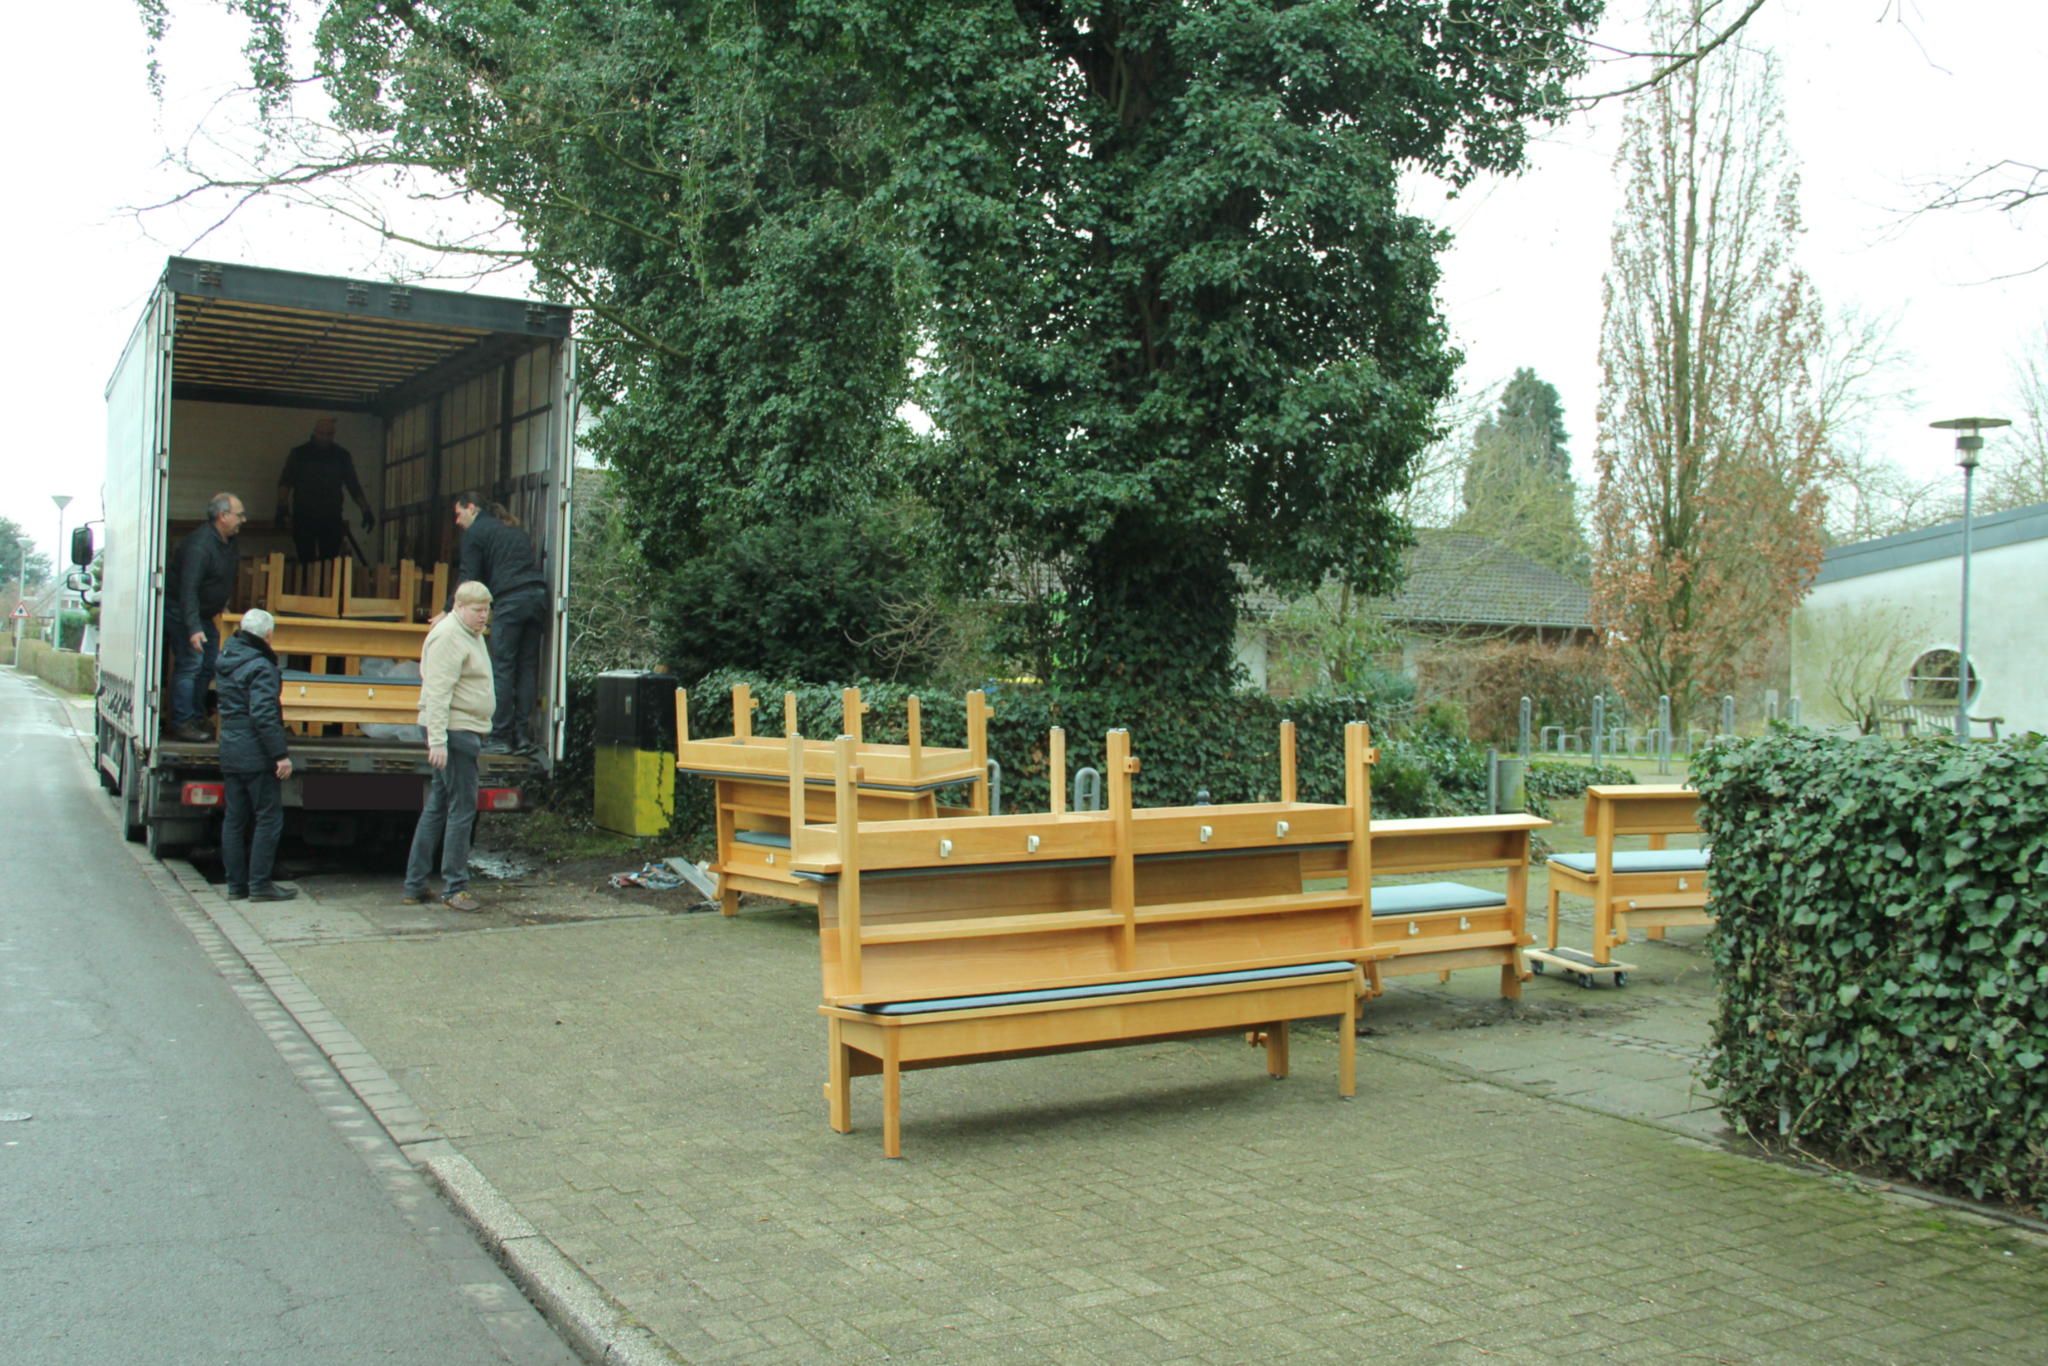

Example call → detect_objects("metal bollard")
1486 747 1499 814
1790 696 1802 726
987 759 1002 817
1591 695 1606 768
1072 766 1102 813
1657 696 1672 775
1721 694 1736 740
1519 697 1533 760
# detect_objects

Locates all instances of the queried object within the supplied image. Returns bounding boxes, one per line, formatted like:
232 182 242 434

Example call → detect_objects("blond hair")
453 580 494 608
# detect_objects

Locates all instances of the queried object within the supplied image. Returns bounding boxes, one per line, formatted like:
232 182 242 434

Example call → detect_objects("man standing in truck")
163 492 244 743
444 491 548 756
274 417 376 563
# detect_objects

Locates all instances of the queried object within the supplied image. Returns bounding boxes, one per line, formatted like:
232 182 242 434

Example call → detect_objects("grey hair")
241 608 276 638
206 492 237 522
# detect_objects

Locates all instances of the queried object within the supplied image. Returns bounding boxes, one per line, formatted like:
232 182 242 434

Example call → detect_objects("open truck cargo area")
98 257 575 857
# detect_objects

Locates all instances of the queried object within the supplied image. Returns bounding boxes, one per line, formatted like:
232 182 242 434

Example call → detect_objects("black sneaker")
172 722 213 744
225 885 249 901
248 883 299 902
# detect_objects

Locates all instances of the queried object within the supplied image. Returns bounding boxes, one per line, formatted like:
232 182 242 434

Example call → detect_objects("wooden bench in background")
1872 697 2002 741
1535 784 1711 988
787 724 1389 1157
675 684 993 915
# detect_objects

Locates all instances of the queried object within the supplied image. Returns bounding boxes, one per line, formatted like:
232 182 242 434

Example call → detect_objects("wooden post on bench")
1107 728 1138 971
842 687 867 744
733 684 754 740
1280 720 1297 804
1346 722 1377 1005
784 691 798 737
968 690 992 816
675 689 690 750
788 729 807 852
907 696 922 783
1050 727 1066 816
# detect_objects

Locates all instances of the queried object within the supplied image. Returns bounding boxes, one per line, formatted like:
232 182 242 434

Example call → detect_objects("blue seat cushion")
733 830 792 849
857 960 1357 1017
1548 849 1710 875
278 670 418 685
1370 882 1508 917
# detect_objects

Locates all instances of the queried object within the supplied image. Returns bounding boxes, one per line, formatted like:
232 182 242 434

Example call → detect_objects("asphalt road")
0 670 578 1366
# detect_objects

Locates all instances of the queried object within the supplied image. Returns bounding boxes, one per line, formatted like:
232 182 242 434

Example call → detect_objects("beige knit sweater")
417 612 496 747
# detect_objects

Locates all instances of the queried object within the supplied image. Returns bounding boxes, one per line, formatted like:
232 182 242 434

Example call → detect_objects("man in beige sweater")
404 581 496 910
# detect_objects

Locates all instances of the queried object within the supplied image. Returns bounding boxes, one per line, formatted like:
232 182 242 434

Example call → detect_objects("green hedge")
1525 758 1637 799
14 641 96 695
1693 729 2048 1203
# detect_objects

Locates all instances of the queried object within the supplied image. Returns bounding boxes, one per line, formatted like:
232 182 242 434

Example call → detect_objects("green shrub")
1525 759 1638 799
1693 728 2048 1204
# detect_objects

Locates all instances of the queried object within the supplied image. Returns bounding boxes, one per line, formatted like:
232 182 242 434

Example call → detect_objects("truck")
96 257 576 858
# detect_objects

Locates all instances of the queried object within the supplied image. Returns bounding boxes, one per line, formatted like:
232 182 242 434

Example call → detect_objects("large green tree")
1 515 51 596
1454 367 1589 578
157 0 1603 692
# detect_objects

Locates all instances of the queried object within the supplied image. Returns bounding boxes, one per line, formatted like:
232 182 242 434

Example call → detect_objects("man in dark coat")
446 491 549 754
214 609 297 902
275 418 376 563
163 492 245 743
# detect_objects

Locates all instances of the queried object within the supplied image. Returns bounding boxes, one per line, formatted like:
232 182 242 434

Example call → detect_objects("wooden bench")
1537 784 1710 986
219 613 432 733
1872 697 2002 741
1364 815 1548 998
788 724 1388 1157
675 684 993 914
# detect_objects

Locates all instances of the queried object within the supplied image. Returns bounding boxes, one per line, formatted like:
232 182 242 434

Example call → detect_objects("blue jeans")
167 611 219 728
221 769 283 891
405 730 483 897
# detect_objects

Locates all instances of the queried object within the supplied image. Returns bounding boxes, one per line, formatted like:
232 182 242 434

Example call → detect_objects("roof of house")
1243 532 1593 631
1814 501 2048 585
1379 532 1593 630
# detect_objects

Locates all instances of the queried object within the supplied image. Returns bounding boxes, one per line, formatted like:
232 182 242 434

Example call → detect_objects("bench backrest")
1582 785 1700 839
676 684 990 800
795 724 1378 1007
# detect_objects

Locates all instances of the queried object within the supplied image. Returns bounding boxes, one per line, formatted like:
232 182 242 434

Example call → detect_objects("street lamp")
1929 417 2010 743
50 494 71 649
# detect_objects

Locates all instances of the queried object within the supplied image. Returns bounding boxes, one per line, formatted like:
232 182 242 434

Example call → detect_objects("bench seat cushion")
1370 882 1507 917
857 960 1358 1017
1548 849 1710 875
279 670 419 687
733 830 793 849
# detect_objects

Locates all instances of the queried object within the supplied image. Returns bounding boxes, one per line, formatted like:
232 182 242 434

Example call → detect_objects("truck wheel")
121 745 147 844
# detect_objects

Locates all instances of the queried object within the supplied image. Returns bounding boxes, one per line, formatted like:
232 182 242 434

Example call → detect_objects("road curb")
157 858 686 1366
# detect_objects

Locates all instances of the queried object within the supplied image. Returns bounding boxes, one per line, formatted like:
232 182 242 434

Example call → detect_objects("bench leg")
1339 997 1357 1098
1647 926 1666 940
720 885 740 917
881 1030 903 1159
1264 1021 1290 1079
826 1019 853 1135
1501 957 1523 1000
1546 885 1561 952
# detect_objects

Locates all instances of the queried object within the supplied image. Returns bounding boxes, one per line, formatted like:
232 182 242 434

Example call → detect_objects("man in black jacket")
214 609 297 902
446 491 549 754
275 418 375 562
163 492 245 743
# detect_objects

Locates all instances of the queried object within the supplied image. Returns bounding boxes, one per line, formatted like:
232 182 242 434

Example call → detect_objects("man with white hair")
214 607 296 902
404 579 496 911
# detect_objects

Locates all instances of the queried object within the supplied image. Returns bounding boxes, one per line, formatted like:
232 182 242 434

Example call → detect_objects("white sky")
2 0 2043 572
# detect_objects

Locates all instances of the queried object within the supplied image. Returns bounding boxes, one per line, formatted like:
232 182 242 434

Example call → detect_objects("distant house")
1237 531 1597 690
1790 502 2048 736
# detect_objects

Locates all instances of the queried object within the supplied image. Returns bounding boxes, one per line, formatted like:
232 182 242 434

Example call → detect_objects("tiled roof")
1377 532 1592 630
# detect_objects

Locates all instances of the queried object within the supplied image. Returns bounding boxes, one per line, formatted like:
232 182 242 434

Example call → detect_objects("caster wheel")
1613 972 1629 988
1577 972 1594 990
1532 960 1545 975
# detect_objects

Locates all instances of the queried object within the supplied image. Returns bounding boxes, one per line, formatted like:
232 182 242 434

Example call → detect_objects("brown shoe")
442 891 482 912
401 894 429 905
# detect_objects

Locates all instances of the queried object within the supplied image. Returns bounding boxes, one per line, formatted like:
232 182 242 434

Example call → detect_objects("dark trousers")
166 611 219 728
487 587 546 748
292 516 347 564
221 768 283 891
405 730 482 897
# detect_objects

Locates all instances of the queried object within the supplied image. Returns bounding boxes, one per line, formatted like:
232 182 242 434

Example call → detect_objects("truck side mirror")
71 525 94 566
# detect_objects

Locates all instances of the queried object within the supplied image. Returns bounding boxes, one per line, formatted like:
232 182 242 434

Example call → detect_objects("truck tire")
146 821 194 862
121 743 148 845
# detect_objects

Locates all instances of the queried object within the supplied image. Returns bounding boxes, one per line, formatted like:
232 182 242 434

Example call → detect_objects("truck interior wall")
168 402 383 547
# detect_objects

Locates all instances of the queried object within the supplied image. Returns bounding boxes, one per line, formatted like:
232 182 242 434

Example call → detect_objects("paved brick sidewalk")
278 905 2048 1366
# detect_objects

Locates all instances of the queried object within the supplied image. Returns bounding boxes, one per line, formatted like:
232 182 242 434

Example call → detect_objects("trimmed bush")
1525 759 1638 799
1693 729 2048 1204
14 641 96 695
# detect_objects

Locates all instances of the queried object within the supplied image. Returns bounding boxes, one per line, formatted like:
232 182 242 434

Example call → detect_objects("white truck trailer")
96 257 576 857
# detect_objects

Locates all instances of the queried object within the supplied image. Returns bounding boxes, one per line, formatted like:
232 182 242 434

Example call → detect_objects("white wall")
1791 537 2048 737
168 401 383 527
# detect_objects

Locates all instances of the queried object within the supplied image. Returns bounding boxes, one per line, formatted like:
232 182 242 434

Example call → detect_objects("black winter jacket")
215 632 290 774
450 510 547 608
165 522 240 625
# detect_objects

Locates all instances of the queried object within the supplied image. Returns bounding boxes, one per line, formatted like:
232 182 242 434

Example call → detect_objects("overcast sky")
3 0 2043 572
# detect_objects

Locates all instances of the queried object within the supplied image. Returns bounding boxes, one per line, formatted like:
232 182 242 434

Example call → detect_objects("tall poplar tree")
1455 367 1589 578
1592 3 1834 718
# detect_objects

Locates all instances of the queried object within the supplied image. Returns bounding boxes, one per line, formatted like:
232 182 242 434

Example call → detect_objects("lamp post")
49 494 72 649
1929 417 2010 742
